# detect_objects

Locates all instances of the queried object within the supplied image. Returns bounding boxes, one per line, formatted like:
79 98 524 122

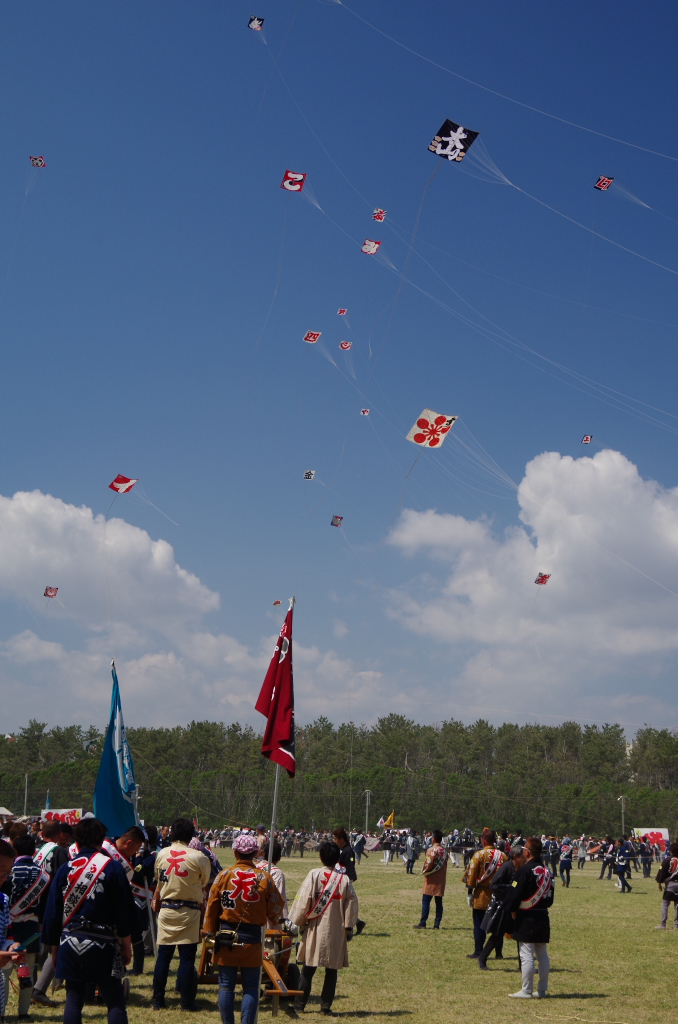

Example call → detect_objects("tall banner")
93 661 137 837
255 604 296 777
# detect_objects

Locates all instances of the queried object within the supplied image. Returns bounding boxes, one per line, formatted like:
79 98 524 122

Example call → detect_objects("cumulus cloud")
387 449 678 722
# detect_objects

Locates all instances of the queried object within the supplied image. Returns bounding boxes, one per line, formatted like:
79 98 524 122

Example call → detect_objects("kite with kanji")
428 120 478 162
303 470 316 480
340 341 352 350
331 515 343 528
594 176 614 191
581 435 592 444
109 475 139 494
303 331 321 344
337 308 347 316
44 587 58 598
29 156 45 168
360 409 370 416
248 16 264 30
273 600 281 606
372 208 387 222
281 170 307 192
362 239 381 255
406 409 458 448
534 573 551 585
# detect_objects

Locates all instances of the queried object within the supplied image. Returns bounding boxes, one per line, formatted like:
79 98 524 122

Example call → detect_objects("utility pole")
23 774 28 817
617 795 627 836
362 790 372 835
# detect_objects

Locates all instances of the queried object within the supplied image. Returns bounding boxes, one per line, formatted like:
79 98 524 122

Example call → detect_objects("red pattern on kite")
281 170 307 192
534 573 551 585
109 475 138 494
303 331 321 344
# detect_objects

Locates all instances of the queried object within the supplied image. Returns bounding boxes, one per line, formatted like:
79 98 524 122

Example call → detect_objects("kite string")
103 494 118 648
333 0 678 163
248 192 290 394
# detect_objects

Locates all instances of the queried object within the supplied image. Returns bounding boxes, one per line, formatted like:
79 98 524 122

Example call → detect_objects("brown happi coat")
204 858 284 968
421 843 447 897
463 845 507 910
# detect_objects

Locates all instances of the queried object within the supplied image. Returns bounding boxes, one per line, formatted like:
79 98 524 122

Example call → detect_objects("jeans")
420 894 443 927
152 943 198 1008
472 908 486 954
294 965 337 1012
560 862 571 886
642 859 652 877
517 942 549 996
406 857 416 874
218 966 260 1024
64 979 127 1024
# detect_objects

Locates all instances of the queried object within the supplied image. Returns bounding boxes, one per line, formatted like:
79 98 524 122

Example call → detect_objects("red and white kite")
303 331 321 344
281 170 307 192
109 475 138 494
272 599 281 606
581 435 592 444
406 409 458 448
362 239 381 255
534 573 551 585
44 587 58 598
340 341 352 350
372 208 387 222
337 308 347 316
331 515 343 527
360 409 370 416
594 176 614 191
29 156 45 168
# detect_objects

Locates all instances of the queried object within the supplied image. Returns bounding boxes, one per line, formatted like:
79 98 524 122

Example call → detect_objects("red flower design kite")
406 409 458 448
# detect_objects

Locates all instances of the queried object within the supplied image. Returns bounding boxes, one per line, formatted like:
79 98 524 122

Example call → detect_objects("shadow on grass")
546 993 608 999
358 933 390 937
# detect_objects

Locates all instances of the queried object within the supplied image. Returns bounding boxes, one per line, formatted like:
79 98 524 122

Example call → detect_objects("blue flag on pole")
93 661 137 837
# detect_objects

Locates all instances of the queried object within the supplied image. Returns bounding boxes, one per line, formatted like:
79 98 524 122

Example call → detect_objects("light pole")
23 774 28 816
618 795 627 836
362 790 373 835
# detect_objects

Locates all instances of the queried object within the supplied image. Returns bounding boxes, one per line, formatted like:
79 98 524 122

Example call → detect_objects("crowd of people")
0 815 671 1022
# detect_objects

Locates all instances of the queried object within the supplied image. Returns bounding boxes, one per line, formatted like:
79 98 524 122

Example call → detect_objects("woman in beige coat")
289 841 359 1016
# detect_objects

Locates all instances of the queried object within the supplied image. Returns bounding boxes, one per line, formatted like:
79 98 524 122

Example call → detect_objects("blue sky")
1 0 678 734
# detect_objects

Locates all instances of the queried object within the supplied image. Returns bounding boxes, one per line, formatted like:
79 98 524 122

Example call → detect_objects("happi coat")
421 842 447 897
204 858 284 968
463 844 507 911
289 867 359 970
155 842 211 945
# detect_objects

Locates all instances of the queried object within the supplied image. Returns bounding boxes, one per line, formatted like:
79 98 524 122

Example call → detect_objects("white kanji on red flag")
361 239 381 255
581 435 592 444
44 587 58 598
337 308 347 316
281 170 307 192
303 331 321 344
372 208 387 222
406 409 458 448
331 515 343 527
340 341 352 350
29 156 45 168
109 475 139 493
360 409 370 416
534 573 551 585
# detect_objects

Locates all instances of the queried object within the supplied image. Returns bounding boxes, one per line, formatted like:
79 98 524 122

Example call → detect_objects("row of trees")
1 716 678 835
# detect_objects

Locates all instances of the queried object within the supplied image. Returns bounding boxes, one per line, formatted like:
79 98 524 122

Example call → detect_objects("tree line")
1 716 678 836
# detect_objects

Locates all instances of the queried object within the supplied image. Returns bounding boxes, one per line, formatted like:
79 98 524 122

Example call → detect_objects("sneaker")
31 992 58 1008
508 991 532 999
654 924 666 929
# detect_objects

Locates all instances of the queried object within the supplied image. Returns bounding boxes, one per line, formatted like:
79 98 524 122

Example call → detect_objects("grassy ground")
7 851 675 1023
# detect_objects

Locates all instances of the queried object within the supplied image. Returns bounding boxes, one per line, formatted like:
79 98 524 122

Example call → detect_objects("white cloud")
387 449 678 723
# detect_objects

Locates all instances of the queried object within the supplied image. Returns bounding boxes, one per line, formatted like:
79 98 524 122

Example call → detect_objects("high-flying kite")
303 470 316 480
535 573 551 585
582 435 592 444
360 409 370 416
281 170 307 192
340 341 352 350
362 239 381 255
428 120 478 162
337 308 347 316
372 208 387 222
331 515 343 528
44 587 58 598
248 16 264 30
29 156 46 168
303 331 321 344
109 475 138 493
273 599 281 606
406 409 458 448
594 176 614 190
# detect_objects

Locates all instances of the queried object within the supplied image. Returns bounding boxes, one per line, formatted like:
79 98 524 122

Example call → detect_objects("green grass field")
7 851 675 1022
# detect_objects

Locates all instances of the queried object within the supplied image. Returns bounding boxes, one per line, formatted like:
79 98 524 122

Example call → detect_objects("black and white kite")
303 470 316 480
428 120 478 162
581 435 592 444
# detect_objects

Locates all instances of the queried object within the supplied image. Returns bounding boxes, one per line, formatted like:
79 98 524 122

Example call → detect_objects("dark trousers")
619 870 632 892
549 857 559 876
479 932 504 964
599 859 613 879
218 966 260 1024
420 894 443 927
294 965 337 1011
642 859 652 877
64 979 127 1024
152 943 198 1008
560 862 571 886
406 857 416 873
472 908 486 954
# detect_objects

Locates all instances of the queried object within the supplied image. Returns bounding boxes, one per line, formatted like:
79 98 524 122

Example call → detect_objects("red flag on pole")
255 602 296 777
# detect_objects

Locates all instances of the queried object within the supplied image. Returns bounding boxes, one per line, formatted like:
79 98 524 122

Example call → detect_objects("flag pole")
267 764 281 874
